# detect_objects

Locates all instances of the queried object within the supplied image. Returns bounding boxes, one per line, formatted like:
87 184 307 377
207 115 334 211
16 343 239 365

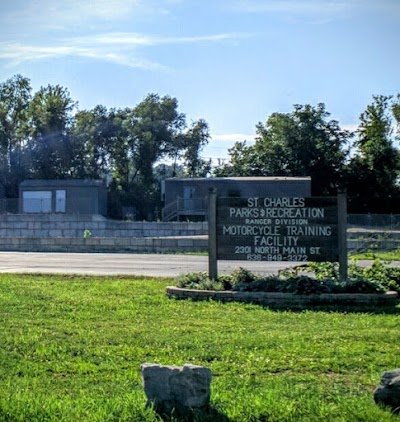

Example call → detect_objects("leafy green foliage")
25 84 76 179
70 105 120 179
0 74 32 196
351 248 400 261
176 272 224 291
83 229 92 239
215 97 400 212
0 75 212 219
285 260 400 293
215 103 350 196
182 119 211 177
346 95 400 212
1 73 399 217
229 267 257 285
348 259 400 293
175 260 398 294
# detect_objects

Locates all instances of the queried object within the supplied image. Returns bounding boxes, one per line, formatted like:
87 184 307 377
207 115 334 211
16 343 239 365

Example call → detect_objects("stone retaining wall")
0 235 208 253
166 286 398 309
0 214 208 252
0 214 398 253
0 214 207 238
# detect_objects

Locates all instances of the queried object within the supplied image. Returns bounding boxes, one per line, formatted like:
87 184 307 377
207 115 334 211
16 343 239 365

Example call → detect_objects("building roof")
166 176 311 182
20 179 105 187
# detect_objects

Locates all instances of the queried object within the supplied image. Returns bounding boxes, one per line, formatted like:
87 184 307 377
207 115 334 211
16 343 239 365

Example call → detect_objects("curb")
166 287 398 309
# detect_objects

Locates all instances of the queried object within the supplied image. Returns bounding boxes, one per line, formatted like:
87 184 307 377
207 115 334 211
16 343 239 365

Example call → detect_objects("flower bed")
167 261 400 310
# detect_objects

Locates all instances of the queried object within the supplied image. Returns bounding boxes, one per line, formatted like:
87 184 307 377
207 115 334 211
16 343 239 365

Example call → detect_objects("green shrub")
383 266 400 292
176 272 210 289
302 259 399 293
232 276 284 292
233 275 337 294
233 276 367 295
335 278 386 294
306 261 339 281
230 267 256 285
348 259 400 293
174 259 397 294
176 272 224 291
176 259 400 295
217 275 234 290
287 275 336 294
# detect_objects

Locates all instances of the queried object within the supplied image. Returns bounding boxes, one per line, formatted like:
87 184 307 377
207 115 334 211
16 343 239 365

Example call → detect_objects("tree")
346 95 400 210
392 94 400 141
154 163 184 181
0 75 213 219
0 74 32 195
216 103 350 195
25 84 76 179
110 94 186 219
120 94 185 184
214 140 255 177
70 105 122 180
182 119 211 177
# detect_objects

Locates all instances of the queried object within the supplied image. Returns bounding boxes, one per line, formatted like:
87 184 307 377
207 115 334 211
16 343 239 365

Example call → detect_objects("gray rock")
374 368 400 413
141 363 212 413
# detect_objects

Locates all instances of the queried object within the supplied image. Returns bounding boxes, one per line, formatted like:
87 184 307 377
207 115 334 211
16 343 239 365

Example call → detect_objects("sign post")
337 190 348 281
208 188 218 280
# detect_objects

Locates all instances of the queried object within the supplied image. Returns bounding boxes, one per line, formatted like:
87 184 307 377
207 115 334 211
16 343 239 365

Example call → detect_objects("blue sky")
0 0 399 162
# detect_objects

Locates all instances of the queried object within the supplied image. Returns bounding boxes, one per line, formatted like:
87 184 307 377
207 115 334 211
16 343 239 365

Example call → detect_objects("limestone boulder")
374 368 400 413
141 363 212 413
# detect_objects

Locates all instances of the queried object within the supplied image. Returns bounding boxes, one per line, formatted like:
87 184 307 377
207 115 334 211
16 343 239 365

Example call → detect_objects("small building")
161 176 311 221
19 179 107 215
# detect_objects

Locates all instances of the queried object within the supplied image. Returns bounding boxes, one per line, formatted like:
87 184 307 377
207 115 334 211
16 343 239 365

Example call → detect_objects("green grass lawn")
350 248 400 261
0 274 400 421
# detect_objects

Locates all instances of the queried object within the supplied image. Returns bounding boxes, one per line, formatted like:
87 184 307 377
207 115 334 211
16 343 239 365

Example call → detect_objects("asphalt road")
0 252 397 278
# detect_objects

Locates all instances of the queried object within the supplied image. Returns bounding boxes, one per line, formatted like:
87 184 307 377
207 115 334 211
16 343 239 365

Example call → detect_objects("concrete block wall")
0 235 208 253
0 213 398 253
0 214 208 237
0 214 208 253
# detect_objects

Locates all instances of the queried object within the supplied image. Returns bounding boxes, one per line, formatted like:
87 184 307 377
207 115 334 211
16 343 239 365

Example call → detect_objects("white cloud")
0 41 164 70
0 0 187 40
4 0 178 29
0 0 251 68
71 32 251 47
0 30 250 68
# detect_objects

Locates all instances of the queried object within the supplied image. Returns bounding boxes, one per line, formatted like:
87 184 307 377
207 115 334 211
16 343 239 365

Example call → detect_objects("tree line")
0 75 211 219
216 97 400 213
1 74 399 218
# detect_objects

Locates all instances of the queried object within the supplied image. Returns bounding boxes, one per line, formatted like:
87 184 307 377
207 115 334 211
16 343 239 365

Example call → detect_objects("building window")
22 191 52 213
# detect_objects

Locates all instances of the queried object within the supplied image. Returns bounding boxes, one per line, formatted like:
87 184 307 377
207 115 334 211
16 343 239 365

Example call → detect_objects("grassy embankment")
0 274 399 421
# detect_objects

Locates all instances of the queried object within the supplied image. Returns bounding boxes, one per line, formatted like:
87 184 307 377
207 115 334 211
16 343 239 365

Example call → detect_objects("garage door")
22 191 52 213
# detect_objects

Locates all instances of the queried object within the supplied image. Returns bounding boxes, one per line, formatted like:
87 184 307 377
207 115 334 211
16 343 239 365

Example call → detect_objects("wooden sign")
208 190 347 280
216 196 338 262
